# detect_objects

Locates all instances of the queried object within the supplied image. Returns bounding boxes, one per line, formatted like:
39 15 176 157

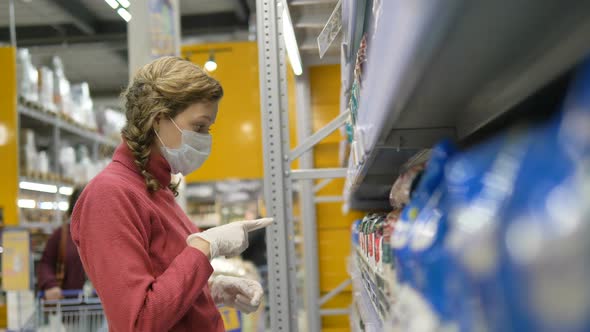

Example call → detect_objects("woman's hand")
210 275 264 314
44 286 63 301
186 218 273 258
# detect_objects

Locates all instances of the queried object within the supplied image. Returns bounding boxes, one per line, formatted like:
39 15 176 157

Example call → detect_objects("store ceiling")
0 0 338 96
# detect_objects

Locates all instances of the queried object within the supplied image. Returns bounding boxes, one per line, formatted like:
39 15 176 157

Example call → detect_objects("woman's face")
156 101 218 149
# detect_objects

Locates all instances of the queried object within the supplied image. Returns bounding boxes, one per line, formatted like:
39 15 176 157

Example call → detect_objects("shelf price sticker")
219 306 241 332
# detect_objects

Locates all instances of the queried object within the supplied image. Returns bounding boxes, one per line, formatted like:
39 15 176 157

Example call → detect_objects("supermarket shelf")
346 0 590 209
18 105 119 148
351 254 383 330
20 221 61 233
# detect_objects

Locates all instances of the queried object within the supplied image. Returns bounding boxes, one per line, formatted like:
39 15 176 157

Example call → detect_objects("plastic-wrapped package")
59 146 76 179
95 108 126 138
389 141 456 331
38 66 57 112
20 130 38 174
52 56 73 118
392 140 455 285
17 49 39 102
37 151 49 174
71 82 96 129
389 164 425 209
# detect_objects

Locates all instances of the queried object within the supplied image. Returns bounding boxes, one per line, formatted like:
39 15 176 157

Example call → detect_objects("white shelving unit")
343 0 590 210
17 101 119 231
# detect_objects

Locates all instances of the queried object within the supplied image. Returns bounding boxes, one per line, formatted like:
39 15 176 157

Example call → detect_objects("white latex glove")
187 218 273 258
210 275 264 314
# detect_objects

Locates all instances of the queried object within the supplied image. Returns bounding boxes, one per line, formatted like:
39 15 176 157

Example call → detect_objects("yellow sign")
2 230 31 290
219 306 241 331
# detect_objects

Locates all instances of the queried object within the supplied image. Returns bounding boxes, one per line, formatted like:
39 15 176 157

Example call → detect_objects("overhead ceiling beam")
47 0 98 35
1 13 248 47
234 0 251 24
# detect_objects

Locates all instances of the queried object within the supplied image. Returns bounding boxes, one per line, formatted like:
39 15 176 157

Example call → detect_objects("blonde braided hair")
121 56 223 195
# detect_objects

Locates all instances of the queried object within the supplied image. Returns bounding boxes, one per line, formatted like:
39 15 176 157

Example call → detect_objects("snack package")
498 58 590 332
389 164 425 209
392 140 456 286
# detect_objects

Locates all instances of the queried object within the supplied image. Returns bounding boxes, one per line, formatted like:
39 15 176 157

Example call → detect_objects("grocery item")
71 82 97 129
52 56 73 118
498 58 590 332
17 48 39 102
38 66 57 112
389 164 425 209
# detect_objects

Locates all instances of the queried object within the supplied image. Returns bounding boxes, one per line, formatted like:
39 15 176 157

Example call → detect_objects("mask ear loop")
169 117 183 132
154 128 167 148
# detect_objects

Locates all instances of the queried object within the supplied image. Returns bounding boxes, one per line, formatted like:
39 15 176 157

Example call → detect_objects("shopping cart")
20 289 107 332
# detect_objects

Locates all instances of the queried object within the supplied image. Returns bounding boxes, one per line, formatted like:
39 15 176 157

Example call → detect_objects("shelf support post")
256 0 299 331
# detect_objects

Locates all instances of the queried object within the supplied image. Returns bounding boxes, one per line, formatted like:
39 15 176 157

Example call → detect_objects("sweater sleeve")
37 228 61 291
71 184 213 332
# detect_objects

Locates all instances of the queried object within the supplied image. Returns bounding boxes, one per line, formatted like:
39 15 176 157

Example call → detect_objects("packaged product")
52 56 73 118
497 58 590 332
389 164 425 209
38 66 57 112
71 82 97 129
17 49 39 102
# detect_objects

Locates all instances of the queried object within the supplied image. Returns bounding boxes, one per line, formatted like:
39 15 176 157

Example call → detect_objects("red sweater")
71 144 224 332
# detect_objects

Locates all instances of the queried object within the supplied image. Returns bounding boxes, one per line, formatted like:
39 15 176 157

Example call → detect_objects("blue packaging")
498 58 590 332
392 140 456 287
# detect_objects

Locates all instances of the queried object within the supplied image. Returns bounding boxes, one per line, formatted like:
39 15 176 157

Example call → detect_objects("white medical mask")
155 118 212 175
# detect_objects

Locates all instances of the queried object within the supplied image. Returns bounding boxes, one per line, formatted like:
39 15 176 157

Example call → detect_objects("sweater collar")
113 143 172 188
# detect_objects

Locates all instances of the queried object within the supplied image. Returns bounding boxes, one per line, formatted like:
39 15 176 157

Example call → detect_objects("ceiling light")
59 186 74 196
39 202 55 210
116 0 130 8
281 2 303 76
18 199 36 209
104 0 119 9
117 7 132 22
204 53 217 72
20 181 58 193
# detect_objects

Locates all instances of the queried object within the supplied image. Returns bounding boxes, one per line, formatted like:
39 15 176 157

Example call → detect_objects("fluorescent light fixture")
20 181 58 194
116 0 130 8
117 7 132 22
104 0 119 9
59 186 74 196
39 201 55 210
281 3 303 75
0 247 4 254
58 202 69 211
18 199 36 209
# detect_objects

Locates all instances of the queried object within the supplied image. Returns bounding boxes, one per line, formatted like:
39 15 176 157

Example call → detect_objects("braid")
122 82 162 193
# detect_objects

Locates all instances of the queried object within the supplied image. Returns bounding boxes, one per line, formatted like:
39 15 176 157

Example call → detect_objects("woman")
71 57 273 331
38 185 86 300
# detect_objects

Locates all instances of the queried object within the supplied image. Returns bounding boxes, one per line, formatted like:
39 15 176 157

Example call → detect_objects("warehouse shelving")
18 103 119 149
17 99 119 239
342 0 590 210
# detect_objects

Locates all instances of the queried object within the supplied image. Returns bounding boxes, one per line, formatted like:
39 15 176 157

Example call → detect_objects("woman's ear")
153 114 162 131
